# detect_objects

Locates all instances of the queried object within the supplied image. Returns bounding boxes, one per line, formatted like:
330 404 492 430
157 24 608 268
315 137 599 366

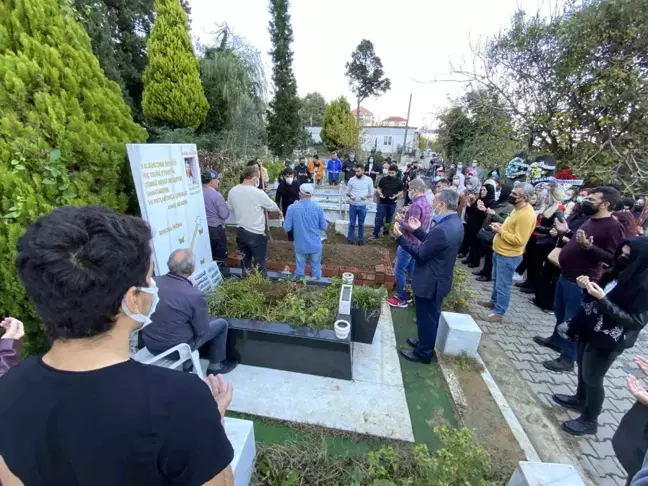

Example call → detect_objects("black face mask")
615 254 630 273
580 200 599 216
507 194 519 205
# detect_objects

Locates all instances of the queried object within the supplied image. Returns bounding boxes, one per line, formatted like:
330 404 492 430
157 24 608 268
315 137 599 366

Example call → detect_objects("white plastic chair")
132 342 205 379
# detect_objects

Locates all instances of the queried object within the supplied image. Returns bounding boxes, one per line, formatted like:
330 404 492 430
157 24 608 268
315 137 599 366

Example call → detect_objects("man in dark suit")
393 188 464 364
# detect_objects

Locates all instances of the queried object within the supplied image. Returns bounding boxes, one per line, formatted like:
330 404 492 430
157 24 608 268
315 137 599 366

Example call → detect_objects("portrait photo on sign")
184 156 198 185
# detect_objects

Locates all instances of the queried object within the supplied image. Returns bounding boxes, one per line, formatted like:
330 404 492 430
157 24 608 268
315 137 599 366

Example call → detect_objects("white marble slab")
210 301 414 442
508 462 585 486
223 418 255 486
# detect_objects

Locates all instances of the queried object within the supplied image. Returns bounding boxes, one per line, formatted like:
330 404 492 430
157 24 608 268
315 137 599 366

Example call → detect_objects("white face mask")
382 169 388 175
285 177 294 185
122 279 160 328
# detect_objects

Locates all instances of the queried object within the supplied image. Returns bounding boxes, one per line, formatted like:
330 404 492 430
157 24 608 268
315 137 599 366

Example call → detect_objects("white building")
351 106 376 126
361 126 418 155
305 125 418 155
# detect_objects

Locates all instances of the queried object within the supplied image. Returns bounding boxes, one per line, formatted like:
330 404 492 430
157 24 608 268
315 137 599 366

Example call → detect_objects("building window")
383 135 392 145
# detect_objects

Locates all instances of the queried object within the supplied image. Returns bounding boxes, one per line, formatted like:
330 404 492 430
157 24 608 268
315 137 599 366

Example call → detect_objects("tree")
320 97 361 153
0 0 147 353
142 0 208 129
266 0 302 157
450 0 648 192
199 25 266 136
345 40 391 121
300 92 327 127
73 0 192 122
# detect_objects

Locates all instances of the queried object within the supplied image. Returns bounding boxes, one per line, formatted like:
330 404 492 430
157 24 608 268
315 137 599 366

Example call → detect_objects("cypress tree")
0 0 147 353
266 0 301 158
320 97 361 153
142 0 208 129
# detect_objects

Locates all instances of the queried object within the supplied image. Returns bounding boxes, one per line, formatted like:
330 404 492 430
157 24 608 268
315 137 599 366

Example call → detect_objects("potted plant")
350 285 387 344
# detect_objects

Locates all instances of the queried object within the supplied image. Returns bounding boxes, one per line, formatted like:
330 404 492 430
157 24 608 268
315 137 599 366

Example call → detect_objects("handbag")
477 228 495 246
547 247 561 267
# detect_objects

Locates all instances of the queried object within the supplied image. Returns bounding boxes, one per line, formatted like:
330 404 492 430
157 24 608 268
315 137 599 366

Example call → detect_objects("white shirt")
227 184 280 235
346 175 375 206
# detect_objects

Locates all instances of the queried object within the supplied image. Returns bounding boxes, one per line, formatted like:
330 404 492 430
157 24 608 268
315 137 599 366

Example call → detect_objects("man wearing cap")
284 183 328 279
201 169 229 266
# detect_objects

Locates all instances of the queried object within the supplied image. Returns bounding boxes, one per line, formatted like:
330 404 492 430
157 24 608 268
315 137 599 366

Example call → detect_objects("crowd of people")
2 152 648 484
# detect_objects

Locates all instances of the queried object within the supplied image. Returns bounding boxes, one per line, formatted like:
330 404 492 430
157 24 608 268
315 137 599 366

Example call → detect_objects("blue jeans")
295 251 322 278
414 296 442 361
490 252 523 315
347 204 367 243
549 275 584 362
394 246 415 300
373 203 396 236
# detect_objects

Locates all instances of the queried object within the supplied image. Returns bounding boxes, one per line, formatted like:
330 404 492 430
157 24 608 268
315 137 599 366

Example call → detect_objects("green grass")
389 305 457 450
228 412 399 458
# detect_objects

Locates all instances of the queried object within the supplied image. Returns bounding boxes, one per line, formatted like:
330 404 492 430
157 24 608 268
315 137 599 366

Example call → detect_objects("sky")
189 0 554 128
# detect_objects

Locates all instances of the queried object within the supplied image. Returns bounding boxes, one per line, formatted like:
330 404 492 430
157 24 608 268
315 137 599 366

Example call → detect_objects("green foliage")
73 0 193 121
437 90 523 167
300 92 327 127
321 97 361 153
451 0 648 192
442 267 474 312
199 24 266 143
0 0 147 353
142 0 208 129
352 285 387 317
253 426 496 486
266 0 301 158
263 159 286 184
345 39 392 118
207 273 340 329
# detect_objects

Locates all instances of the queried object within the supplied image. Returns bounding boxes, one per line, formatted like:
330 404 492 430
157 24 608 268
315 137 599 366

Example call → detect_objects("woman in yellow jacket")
309 155 325 185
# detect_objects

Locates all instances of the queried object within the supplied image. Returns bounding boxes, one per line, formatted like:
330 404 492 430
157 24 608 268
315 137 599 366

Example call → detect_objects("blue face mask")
433 176 441 182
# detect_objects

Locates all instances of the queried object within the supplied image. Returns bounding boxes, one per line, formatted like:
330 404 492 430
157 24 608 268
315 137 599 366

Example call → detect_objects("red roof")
351 106 373 116
382 116 407 122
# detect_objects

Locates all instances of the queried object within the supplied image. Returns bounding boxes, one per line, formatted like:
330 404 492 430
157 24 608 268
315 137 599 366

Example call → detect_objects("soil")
443 357 525 482
225 225 394 270
476 335 591 481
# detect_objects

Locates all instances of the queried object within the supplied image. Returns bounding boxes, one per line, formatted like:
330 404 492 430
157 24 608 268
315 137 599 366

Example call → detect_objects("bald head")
167 249 195 277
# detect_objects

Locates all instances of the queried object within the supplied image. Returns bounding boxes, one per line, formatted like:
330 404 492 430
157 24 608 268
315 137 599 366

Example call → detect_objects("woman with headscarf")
553 237 648 437
460 184 496 267
472 182 514 281
517 184 565 294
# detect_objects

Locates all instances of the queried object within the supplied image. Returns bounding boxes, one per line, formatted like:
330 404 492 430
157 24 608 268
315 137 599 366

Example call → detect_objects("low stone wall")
226 250 395 290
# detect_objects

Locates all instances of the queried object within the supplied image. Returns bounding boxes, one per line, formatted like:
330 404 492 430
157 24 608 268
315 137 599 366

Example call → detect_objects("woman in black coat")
553 237 648 437
532 203 589 311
461 184 495 267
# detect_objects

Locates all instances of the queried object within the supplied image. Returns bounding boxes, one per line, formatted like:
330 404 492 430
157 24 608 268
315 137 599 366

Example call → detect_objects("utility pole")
400 94 412 164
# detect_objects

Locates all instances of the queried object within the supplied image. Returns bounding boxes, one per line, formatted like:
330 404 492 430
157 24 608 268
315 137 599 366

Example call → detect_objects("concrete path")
463 264 646 485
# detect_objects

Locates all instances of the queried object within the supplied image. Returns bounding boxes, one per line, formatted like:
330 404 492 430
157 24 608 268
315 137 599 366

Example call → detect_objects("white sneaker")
512 273 524 283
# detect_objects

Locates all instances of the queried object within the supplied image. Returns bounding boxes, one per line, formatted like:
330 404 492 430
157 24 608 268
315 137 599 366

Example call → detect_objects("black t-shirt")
0 357 233 486
378 176 403 204
295 165 311 184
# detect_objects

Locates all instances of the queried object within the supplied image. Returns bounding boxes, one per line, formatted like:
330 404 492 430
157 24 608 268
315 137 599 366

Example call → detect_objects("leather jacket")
0 339 21 376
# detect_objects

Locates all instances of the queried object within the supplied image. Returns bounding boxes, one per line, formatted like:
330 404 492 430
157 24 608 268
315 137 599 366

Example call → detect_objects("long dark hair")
600 237 648 313
613 211 639 237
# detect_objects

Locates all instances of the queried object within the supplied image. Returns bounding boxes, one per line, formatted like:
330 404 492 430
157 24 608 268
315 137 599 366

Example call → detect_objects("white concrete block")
224 417 256 486
507 461 585 486
436 312 482 357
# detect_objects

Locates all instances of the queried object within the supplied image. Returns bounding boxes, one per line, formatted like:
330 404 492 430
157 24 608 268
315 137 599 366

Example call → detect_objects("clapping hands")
1 318 24 340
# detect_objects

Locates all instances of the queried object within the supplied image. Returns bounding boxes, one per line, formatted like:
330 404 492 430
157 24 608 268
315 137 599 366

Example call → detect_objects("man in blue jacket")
393 188 464 364
326 152 343 185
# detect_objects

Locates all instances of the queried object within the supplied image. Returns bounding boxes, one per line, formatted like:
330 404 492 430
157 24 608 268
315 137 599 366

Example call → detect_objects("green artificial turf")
228 412 395 458
388 305 457 450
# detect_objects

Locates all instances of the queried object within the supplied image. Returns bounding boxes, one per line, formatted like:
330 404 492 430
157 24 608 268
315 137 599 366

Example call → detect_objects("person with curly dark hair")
0 206 235 486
